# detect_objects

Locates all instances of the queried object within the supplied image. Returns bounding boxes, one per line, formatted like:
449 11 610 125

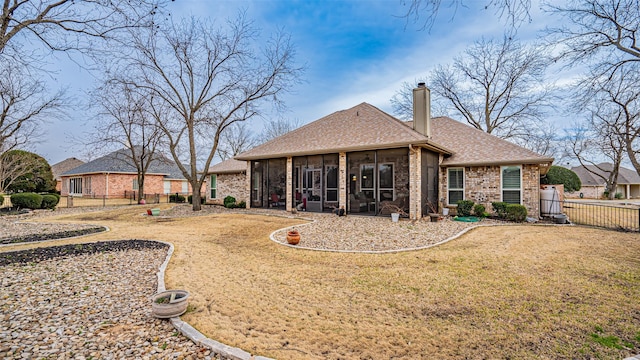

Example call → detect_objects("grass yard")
563 201 640 231
4 206 640 359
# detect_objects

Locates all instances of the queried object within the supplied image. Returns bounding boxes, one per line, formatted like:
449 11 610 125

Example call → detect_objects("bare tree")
392 36 554 142
262 117 302 142
545 0 640 83
567 85 631 199
0 62 64 155
0 0 166 58
90 81 164 203
124 15 302 210
400 0 531 31
217 123 259 161
546 0 640 175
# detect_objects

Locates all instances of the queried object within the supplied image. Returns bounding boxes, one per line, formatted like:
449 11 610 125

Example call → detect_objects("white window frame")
69 177 83 196
132 179 139 191
501 165 522 204
181 181 188 194
447 167 464 205
210 174 217 199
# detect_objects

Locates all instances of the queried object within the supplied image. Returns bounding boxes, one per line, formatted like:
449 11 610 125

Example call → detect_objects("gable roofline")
235 103 452 160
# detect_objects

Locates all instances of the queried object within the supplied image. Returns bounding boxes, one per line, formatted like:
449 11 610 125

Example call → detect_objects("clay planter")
151 290 190 318
286 230 300 245
429 213 440 222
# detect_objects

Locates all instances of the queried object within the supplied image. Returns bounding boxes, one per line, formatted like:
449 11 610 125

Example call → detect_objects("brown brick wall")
206 173 248 205
61 173 172 197
439 164 542 218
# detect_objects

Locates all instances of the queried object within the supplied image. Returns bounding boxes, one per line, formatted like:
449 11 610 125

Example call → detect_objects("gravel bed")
0 207 118 245
0 243 224 359
162 204 499 252
272 214 497 252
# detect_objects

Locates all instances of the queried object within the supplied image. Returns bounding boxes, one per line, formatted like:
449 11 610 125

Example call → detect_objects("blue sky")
38 0 565 164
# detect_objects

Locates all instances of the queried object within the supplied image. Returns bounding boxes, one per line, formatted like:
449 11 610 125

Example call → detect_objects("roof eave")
442 158 554 168
234 140 451 161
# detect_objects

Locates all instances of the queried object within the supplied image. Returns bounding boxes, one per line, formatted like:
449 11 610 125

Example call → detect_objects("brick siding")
440 164 542 218
206 173 248 205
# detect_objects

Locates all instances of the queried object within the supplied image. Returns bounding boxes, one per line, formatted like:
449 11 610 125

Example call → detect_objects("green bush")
492 202 509 219
506 204 527 222
473 204 486 217
0 194 3 205
11 193 43 209
237 201 246 208
614 192 623 199
169 194 186 203
224 196 237 208
541 166 582 192
456 200 475 217
41 194 60 209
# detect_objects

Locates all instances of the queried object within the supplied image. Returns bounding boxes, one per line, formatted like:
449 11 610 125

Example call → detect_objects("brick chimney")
412 82 431 138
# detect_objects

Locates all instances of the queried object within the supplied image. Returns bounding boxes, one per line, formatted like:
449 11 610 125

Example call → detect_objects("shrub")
224 196 237 208
11 193 43 209
541 166 582 192
0 194 3 205
492 201 509 219
237 201 246 208
614 192 623 199
169 194 186 203
41 194 60 209
456 200 475 217
506 204 527 222
473 204 486 217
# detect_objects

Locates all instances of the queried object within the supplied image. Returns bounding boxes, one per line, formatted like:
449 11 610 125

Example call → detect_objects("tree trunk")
191 180 202 211
626 141 640 178
138 176 145 204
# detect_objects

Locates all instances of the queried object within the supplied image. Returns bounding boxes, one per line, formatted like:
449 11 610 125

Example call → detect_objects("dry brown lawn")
4 205 640 359
564 201 640 231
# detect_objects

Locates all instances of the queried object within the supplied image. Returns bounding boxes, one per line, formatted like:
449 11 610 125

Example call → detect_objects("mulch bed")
0 227 107 245
0 239 169 266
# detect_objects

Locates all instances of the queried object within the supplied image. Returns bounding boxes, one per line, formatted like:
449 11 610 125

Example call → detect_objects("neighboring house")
60 148 191 198
51 157 85 192
569 163 640 199
205 159 247 205
215 85 553 219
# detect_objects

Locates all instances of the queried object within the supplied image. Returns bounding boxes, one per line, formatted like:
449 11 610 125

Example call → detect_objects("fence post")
67 195 73 208
103 195 106 207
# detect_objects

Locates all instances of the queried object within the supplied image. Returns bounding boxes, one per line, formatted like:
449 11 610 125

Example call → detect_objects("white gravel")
0 248 221 359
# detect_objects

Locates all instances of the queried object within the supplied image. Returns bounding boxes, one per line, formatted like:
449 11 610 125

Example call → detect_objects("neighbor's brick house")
60 148 192 198
208 85 553 219
205 159 247 205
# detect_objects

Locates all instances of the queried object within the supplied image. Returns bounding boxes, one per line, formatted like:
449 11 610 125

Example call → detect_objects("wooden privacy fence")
542 199 640 232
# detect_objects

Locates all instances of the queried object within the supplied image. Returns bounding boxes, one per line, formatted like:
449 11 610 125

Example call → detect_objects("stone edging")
154 240 275 360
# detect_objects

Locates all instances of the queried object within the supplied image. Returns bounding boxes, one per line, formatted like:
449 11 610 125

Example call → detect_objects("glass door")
304 168 322 212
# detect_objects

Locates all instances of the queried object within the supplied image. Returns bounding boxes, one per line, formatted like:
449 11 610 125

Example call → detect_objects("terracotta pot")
286 230 300 245
429 213 439 222
151 290 190 318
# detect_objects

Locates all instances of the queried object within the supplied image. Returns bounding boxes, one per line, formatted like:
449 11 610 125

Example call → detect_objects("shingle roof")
430 117 554 166
235 102 553 168
207 159 246 174
51 158 85 180
235 103 450 160
61 148 187 180
571 163 640 186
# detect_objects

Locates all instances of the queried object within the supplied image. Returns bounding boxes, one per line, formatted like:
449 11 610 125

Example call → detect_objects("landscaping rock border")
0 239 167 266
0 226 107 245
